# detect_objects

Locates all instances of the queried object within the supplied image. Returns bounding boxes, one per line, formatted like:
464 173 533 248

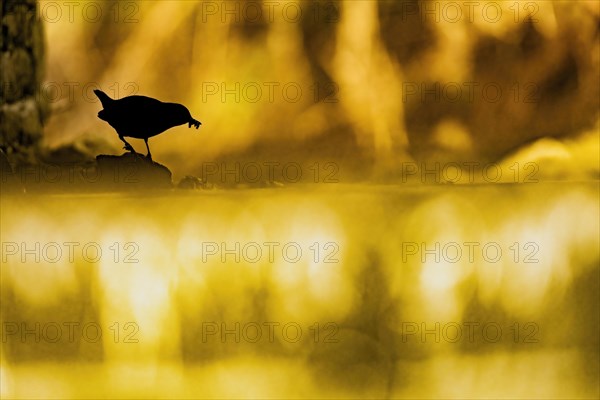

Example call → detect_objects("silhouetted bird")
94 90 201 159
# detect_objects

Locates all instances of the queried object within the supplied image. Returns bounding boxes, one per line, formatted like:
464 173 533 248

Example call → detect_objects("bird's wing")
109 95 165 120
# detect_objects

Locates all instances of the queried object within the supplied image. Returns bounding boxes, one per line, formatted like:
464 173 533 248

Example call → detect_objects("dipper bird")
94 90 201 159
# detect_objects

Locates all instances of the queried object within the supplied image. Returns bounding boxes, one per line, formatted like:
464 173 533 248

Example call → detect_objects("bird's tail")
94 90 113 108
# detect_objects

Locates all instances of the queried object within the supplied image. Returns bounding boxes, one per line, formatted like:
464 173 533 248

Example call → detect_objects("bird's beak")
189 120 201 129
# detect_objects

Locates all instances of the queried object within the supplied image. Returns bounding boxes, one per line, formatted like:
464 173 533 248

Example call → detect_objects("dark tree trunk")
1 0 48 165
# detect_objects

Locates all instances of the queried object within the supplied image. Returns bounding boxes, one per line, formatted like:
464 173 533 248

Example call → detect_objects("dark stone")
94 152 173 190
3 152 173 193
177 175 212 190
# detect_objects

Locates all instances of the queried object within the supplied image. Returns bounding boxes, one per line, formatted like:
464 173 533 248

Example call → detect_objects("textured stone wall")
1 0 47 165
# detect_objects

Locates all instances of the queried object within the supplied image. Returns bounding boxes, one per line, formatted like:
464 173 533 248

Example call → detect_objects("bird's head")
170 103 202 130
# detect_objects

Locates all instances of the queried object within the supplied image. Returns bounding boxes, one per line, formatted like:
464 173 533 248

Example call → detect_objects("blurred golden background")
36 0 599 179
1 0 599 399
1 184 599 398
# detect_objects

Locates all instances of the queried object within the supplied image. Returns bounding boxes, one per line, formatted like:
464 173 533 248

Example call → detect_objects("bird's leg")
119 135 136 153
144 138 152 160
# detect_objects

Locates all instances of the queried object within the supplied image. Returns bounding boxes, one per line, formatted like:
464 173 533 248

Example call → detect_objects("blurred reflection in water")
1 183 598 398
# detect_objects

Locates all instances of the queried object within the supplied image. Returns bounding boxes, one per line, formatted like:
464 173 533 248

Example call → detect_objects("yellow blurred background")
1 0 600 398
39 0 599 179
1 183 599 398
